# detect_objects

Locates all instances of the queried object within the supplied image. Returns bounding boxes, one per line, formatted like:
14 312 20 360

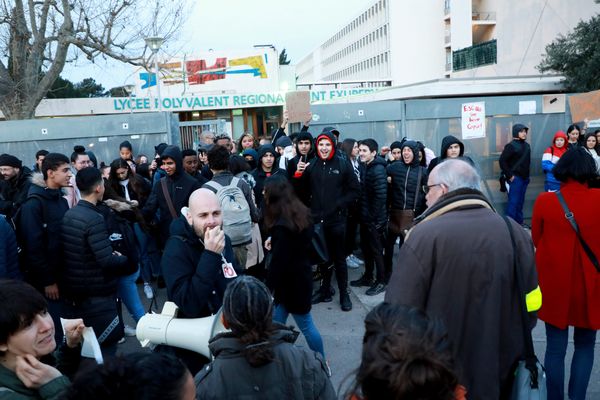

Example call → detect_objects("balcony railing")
445 62 452 72
472 11 496 21
444 32 451 44
452 39 497 71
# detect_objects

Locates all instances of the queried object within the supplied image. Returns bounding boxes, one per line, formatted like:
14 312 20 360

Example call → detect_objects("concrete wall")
389 0 445 86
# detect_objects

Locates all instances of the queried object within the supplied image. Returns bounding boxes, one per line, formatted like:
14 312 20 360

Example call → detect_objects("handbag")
389 209 414 236
555 191 600 273
503 217 547 400
309 222 329 265
389 167 422 237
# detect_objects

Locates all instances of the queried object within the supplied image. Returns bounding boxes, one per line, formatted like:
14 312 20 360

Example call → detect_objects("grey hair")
433 159 481 191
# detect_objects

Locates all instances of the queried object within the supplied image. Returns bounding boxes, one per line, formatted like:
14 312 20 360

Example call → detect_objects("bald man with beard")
160 188 240 374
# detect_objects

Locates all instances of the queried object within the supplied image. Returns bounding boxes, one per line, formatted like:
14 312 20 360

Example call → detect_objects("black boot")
340 290 352 311
350 274 374 287
312 287 333 304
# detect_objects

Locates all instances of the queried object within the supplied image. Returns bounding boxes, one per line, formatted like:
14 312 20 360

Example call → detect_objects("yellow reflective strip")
526 286 542 312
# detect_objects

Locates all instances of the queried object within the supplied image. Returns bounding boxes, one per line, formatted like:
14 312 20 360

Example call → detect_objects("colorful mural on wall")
136 49 278 96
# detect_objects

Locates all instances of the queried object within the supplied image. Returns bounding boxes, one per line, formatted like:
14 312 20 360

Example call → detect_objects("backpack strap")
555 191 600 272
160 178 178 219
229 176 240 188
204 180 223 193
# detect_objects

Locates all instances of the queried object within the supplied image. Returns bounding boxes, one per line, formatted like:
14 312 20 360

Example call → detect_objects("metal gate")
179 119 227 150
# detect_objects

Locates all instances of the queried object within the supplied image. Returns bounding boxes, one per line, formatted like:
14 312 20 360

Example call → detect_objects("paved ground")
119 263 600 399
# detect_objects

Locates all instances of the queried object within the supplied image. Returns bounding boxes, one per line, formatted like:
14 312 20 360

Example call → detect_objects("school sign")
112 88 380 112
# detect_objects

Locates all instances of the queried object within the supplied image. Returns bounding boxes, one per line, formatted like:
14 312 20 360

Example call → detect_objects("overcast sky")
61 0 372 89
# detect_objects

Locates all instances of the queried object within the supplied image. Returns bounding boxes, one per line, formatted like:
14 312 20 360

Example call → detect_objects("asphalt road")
119 266 600 399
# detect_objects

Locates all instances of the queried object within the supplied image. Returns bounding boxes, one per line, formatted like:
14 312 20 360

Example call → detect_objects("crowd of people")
0 114 599 399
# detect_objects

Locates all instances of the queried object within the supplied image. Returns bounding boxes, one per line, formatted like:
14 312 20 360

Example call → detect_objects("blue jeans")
506 176 529 224
117 268 145 323
544 323 597 400
273 304 325 358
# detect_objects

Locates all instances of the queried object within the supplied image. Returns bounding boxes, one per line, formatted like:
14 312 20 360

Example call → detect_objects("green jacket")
0 344 80 400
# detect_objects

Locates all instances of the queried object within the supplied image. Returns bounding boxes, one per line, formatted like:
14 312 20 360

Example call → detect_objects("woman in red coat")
532 148 600 400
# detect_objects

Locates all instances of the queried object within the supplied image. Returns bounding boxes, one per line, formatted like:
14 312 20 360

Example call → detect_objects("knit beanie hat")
0 154 22 168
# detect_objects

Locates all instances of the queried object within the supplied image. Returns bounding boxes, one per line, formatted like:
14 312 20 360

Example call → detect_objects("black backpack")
12 194 49 270
98 204 139 271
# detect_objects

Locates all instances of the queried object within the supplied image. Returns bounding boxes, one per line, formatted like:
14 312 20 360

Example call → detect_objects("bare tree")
0 0 188 119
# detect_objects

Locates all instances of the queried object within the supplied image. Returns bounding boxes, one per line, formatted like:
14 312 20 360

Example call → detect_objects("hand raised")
204 226 225 254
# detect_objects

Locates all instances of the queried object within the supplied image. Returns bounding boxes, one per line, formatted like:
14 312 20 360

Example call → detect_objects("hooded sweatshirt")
499 124 531 180
386 141 428 214
427 135 474 173
541 131 568 191
251 144 285 209
142 145 202 246
300 132 360 224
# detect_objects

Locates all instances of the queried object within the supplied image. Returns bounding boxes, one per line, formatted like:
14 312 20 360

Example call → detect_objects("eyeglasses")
422 183 442 194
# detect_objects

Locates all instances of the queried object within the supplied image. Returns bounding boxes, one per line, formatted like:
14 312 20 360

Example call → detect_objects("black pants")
344 205 360 257
360 223 386 283
383 228 403 283
319 221 348 295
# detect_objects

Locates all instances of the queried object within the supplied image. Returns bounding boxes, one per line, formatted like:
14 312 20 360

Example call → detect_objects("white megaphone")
136 301 229 358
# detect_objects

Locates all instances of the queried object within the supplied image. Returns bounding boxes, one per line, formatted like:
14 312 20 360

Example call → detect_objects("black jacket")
61 200 129 299
143 145 202 246
162 216 239 318
386 141 428 215
427 135 475 173
499 139 531 180
17 173 70 290
266 222 313 314
299 133 360 225
0 167 32 219
195 326 336 400
360 156 388 228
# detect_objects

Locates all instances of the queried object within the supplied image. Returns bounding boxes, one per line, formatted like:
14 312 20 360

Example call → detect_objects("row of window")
324 51 389 81
324 0 387 49
323 24 389 66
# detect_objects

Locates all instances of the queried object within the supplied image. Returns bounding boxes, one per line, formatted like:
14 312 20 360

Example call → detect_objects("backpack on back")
205 177 252 246
98 204 139 271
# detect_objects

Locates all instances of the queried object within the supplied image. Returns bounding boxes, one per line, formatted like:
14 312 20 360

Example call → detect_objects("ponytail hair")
221 276 276 367
348 303 459 400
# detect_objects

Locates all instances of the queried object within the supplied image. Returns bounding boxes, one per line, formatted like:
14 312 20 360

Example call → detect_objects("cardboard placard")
568 89 600 123
284 91 311 123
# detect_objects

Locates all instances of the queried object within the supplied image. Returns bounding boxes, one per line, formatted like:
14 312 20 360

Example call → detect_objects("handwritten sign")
461 102 486 139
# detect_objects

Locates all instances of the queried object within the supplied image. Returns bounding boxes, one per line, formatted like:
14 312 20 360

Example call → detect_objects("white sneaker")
124 325 136 337
346 256 360 269
349 254 364 266
143 283 154 299
118 337 126 344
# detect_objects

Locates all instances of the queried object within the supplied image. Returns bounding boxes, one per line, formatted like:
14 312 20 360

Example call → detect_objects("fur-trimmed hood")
30 172 70 195
103 198 138 212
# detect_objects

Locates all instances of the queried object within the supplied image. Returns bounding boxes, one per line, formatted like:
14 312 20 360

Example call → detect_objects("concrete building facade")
297 0 600 87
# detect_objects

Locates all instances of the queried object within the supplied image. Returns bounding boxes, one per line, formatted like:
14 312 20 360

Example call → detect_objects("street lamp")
145 36 164 111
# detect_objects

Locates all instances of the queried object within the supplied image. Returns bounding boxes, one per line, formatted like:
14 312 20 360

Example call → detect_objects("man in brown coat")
385 159 541 399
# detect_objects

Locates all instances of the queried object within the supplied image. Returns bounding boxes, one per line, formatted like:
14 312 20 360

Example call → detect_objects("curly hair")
348 303 459 400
